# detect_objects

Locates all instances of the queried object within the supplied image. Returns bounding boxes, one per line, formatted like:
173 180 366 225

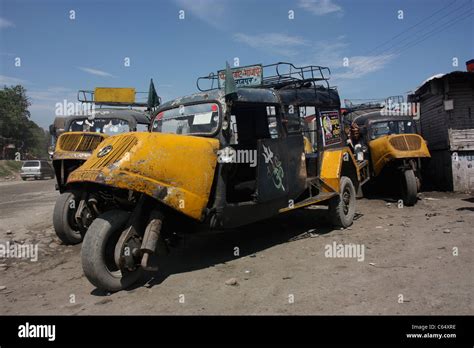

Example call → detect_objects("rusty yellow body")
67 132 220 221
319 147 360 193
53 132 108 161
368 134 430 176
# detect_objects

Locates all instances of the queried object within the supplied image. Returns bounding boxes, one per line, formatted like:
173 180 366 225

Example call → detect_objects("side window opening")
232 104 279 146
226 104 280 204
299 106 318 152
266 106 279 139
283 105 302 134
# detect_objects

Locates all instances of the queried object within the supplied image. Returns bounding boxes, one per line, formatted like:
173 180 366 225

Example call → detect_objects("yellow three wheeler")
66 63 364 291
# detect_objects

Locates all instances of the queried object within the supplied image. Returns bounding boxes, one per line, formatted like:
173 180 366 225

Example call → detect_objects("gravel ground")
0 179 472 315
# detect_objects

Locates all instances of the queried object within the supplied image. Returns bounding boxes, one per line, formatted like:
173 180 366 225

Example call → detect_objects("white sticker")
193 111 213 125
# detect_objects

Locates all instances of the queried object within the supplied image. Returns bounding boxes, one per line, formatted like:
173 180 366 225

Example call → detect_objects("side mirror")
48 145 55 155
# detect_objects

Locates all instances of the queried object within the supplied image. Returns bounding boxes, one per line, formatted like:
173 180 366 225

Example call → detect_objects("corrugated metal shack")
408 66 474 192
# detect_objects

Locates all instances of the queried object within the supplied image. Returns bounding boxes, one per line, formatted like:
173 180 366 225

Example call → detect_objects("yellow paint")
53 132 107 161
94 87 135 103
68 132 220 221
279 192 338 213
303 137 313 153
319 147 360 192
369 134 431 176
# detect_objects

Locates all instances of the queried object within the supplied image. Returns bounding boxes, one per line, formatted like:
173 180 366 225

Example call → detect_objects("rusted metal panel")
452 151 474 192
67 132 220 221
449 129 474 151
369 134 430 176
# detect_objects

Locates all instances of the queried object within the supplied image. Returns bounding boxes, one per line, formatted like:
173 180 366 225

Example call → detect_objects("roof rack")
344 95 405 112
77 88 156 108
196 62 332 92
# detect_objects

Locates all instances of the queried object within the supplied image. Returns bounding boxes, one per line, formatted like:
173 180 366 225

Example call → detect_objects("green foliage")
0 160 23 178
0 85 49 159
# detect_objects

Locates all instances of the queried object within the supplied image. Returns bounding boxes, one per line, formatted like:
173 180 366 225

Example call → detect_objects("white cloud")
332 54 395 79
77 67 116 78
28 87 74 102
298 0 342 16
28 87 78 128
174 0 228 28
234 33 310 57
0 17 14 29
0 75 29 85
234 32 394 81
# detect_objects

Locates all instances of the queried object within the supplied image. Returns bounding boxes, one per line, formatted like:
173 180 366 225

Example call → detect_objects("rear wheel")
328 176 356 228
400 169 417 206
53 191 83 245
81 210 143 292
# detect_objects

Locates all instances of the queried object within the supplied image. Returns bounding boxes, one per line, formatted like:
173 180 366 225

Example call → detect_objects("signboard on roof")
218 64 263 88
94 87 135 104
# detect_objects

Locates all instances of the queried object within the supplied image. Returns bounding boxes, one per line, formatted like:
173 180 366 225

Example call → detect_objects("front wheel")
328 176 356 228
400 169 418 206
81 210 143 292
53 192 83 245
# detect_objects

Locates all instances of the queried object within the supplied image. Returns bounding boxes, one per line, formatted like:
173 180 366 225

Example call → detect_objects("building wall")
452 151 474 191
422 149 453 191
413 72 474 192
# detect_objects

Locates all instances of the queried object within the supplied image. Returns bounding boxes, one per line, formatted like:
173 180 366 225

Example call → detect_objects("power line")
366 0 471 58
365 0 459 56
352 9 474 73
341 3 473 78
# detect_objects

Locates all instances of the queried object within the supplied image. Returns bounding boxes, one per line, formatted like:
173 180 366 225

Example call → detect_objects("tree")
0 85 48 159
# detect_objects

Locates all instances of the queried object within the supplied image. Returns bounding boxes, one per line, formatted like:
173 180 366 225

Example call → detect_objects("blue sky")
1 0 473 128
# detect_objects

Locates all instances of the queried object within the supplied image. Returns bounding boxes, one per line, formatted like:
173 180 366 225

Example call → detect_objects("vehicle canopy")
153 62 341 137
352 111 414 127
350 110 417 141
63 108 150 135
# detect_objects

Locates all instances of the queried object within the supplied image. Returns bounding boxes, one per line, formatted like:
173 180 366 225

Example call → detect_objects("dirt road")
0 179 472 315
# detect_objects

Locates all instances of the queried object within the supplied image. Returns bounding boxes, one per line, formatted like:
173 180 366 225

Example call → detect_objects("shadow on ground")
139 207 342 288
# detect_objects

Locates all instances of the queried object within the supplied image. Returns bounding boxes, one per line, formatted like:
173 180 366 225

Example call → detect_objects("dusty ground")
0 179 472 315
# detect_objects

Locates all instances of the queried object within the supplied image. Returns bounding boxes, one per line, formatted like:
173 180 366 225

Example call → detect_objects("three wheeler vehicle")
344 99 430 206
66 63 364 291
51 87 153 245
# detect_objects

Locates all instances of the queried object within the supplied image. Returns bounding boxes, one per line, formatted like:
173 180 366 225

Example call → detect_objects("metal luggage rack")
77 90 153 108
196 62 333 92
344 96 404 112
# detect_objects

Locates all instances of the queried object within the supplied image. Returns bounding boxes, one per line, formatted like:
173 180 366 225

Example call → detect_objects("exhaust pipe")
140 211 163 271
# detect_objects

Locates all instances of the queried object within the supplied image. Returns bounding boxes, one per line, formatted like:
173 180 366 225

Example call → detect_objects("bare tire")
53 191 83 245
328 176 356 228
81 210 143 292
401 169 417 206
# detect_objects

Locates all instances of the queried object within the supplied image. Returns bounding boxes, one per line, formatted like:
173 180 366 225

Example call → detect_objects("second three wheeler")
344 98 430 205
50 87 153 244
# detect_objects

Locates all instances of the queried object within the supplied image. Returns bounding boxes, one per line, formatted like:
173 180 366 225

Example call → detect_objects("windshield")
370 120 414 140
68 118 131 135
23 161 39 167
152 103 219 135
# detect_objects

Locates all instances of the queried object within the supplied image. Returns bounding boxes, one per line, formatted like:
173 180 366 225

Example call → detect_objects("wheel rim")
66 195 81 233
104 227 124 277
342 187 351 215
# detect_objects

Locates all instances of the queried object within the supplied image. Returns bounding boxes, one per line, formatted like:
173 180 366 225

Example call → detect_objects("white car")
20 160 55 180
